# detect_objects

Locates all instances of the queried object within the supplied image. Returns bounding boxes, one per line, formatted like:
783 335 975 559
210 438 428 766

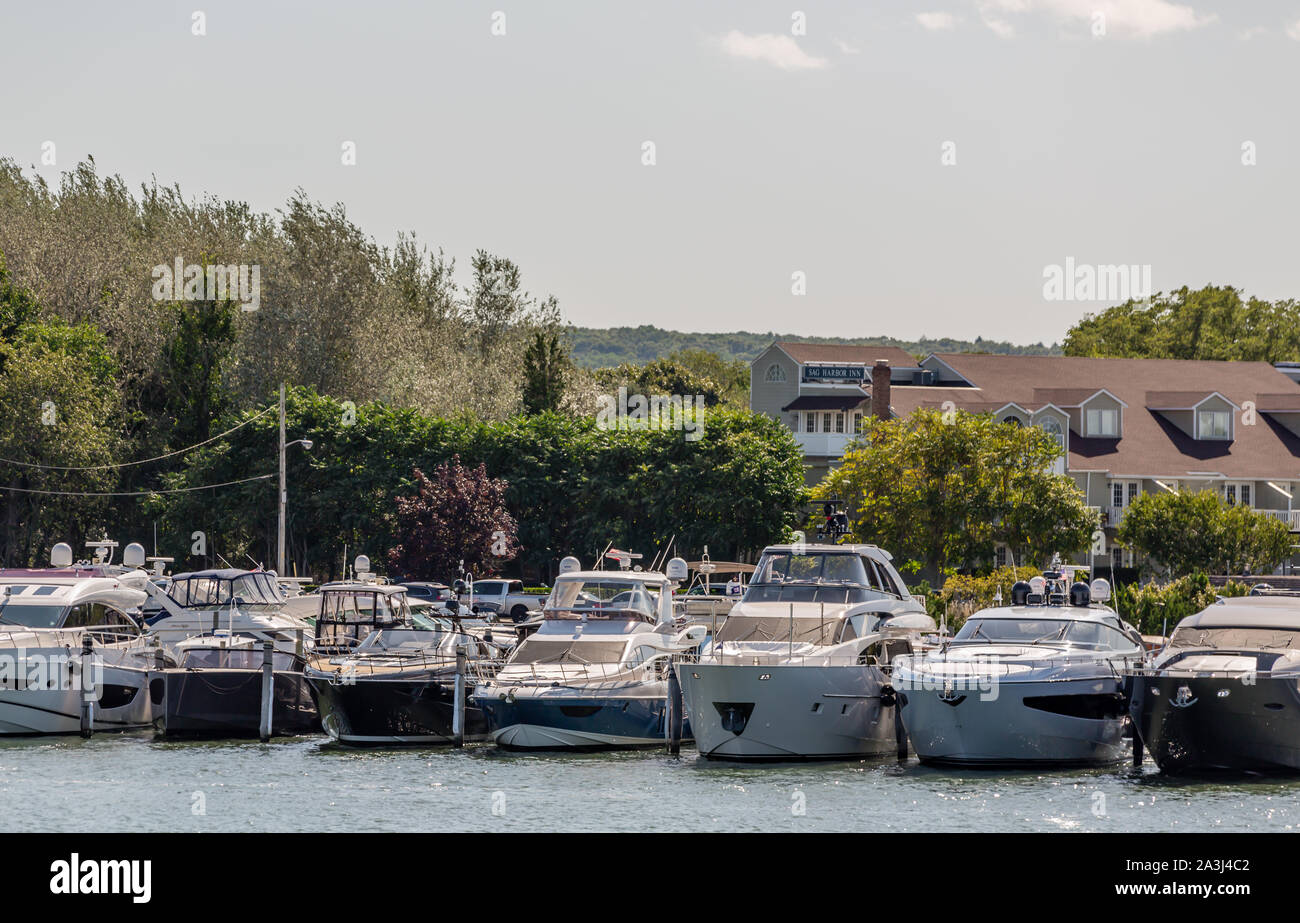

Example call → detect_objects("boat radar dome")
665 557 688 582
1089 578 1111 602
354 554 371 575
50 543 73 567
1069 581 1091 608
123 542 146 568
559 556 581 575
1010 580 1031 606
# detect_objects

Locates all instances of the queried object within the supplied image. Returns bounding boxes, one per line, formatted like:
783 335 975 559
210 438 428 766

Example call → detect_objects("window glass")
1087 408 1118 436
765 364 786 383
1198 410 1230 438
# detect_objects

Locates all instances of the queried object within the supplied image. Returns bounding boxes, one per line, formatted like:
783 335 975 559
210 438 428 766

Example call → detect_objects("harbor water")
2 734 1297 832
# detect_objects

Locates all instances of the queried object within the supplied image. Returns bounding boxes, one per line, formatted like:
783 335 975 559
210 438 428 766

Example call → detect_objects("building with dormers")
751 344 1300 570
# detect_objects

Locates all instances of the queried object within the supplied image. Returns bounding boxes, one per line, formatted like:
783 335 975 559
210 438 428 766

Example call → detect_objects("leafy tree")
815 410 1096 575
1116 490 1293 576
387 457 520 582
1111 574 1251 636
1064 285 1300 362
522 330 571 414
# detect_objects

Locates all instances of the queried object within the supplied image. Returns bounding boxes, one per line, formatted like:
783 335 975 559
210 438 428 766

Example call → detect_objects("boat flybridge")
1128 589 1300 773
676 543 935 761
894 561 1144 766
473 553 706 750
0 542 160 735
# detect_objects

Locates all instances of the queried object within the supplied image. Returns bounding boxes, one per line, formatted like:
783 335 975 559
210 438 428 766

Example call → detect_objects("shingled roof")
880 354 1300 479
774 342 919 367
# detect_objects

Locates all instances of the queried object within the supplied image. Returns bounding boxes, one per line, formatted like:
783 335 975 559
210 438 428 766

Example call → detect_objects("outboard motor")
1069 581 1091 608
1010 581 1031 606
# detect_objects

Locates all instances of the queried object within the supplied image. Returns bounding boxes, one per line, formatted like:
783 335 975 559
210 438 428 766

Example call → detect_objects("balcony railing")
793 432 858 458
1258 509 1300 531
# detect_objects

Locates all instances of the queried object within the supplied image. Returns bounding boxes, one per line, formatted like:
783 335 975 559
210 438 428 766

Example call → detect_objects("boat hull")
305 672 491 746
155 669 319 738
678 662 898 761
898 675 1128 767
0 661 152 735
1130 673 1300 773
476 687 679 751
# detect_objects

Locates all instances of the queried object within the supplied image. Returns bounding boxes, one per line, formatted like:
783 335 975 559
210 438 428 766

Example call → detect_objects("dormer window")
1197 409 1230 439
1086 408 1119 437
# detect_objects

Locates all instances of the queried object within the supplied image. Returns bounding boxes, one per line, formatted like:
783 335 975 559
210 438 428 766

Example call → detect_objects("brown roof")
1255 393 1300 412
775 342 919 367
1144 390 1234 409
1030 387 1115 407
880 354 1300 479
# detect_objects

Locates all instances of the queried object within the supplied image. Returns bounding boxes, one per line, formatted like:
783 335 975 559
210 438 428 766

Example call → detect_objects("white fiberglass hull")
896 674 1129 766
678 662 901 761
0 659 153 735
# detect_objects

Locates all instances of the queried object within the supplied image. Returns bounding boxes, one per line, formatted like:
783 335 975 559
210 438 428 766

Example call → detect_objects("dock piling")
259 640 274 741
79 634 95 738
452 643 467 747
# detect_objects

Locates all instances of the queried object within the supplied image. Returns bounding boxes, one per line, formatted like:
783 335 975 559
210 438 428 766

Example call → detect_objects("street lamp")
277 381 314 576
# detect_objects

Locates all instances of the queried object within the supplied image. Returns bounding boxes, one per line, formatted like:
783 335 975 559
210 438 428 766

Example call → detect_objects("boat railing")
0 625 147 650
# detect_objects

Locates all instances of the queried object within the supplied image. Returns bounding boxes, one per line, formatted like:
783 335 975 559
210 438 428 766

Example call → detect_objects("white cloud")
984 18 1017 38
975 0 1214 39
716 31 829 71
1286 19 1300 40
1237 25 1267 41
916 12 958 31
835 39 862 54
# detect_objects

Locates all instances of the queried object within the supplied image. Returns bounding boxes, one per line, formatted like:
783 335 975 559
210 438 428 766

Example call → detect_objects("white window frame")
1197 409 1231 440
804 411 818 433
1223 481 1253 507
765 364 787 383
1086 408 1120 437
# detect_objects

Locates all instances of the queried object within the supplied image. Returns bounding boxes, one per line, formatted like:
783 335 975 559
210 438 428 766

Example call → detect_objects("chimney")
871 360 891 421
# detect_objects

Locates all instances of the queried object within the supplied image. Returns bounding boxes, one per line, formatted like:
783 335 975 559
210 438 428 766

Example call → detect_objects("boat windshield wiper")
970 623 993 643
1030 625 1067 644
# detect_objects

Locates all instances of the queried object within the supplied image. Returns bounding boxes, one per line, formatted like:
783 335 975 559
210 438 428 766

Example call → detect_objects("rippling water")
1 733 1296 832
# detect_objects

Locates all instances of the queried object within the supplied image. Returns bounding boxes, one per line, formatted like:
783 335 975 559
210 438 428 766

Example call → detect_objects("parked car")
400 581 456 605
470 579 547 621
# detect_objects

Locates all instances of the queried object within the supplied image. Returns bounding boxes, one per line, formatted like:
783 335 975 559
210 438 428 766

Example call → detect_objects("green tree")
1116 490 1293 576
1064 284 1300 362
522 330 571 414
815 410 1096 575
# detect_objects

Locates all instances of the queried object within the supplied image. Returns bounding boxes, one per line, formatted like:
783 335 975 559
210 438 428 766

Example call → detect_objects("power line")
0 473 274 497
0 404 276 472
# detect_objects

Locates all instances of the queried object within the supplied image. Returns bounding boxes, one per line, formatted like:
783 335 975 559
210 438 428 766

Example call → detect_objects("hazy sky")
4 0 1300 345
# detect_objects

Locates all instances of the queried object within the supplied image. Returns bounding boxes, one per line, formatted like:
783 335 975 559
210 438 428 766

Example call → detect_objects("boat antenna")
596 540 613 572
215 550 234 569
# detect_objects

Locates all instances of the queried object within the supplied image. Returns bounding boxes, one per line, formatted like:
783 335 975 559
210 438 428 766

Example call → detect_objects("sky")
3 0 1300 346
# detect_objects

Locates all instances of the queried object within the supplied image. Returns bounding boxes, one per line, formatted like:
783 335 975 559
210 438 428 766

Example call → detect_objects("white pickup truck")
469 579 548 621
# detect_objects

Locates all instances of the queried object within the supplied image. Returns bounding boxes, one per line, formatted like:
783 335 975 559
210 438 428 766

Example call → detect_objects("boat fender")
879 684 897 708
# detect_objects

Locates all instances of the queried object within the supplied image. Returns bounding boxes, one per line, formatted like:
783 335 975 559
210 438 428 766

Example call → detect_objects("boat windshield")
0 603 65 628
180 648 299 670
355 629 457 654
955 618 1135 650
1169 626 1300 651
509 638 628 665
743 552 886 605
547 579 656 619
714 615 839 646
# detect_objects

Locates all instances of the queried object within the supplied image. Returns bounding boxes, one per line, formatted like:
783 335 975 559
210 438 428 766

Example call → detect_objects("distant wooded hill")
564 325 1062 369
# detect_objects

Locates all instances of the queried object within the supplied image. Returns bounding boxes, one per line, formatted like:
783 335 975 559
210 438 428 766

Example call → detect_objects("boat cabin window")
509 638 629 665
745 552 890 605
1060 620 1140 651
356 629 459 654
0 603 66 628
1169 626 1300 651
715 616 839 646
547 579 656 619
167 574 283 608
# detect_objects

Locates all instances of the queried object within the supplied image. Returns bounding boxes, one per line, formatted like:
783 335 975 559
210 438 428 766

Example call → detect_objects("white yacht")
473 556 706 750
144 568 313 656
0 543 159 735
677 543 935 761
894 567 1144 766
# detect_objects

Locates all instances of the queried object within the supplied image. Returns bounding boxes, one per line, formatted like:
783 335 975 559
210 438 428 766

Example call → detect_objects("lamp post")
277 382 313 576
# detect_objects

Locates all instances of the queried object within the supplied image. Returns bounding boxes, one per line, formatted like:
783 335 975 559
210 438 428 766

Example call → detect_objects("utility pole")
278 382 286 576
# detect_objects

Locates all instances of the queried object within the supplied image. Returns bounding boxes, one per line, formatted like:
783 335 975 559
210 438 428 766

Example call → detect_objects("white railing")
793 432 857 458
1258 509 1300 531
